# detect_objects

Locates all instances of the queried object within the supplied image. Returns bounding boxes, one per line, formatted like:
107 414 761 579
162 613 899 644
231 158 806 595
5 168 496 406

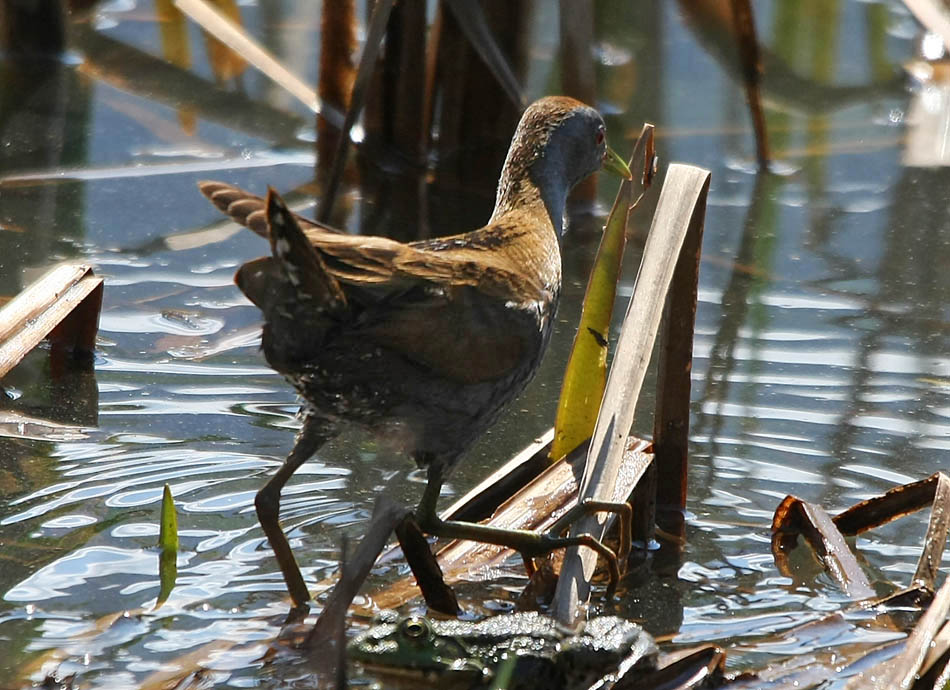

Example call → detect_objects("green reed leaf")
550 126 655 462
155 483 179 609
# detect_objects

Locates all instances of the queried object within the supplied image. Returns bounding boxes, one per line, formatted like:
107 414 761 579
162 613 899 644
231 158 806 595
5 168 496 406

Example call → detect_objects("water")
1 1 947 687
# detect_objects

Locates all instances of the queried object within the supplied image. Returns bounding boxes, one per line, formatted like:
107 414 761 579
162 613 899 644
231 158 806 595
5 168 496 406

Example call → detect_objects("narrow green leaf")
550 184 631 461
155 549 178 610
155 483 179 610
159 483 179 552
550 126 656 462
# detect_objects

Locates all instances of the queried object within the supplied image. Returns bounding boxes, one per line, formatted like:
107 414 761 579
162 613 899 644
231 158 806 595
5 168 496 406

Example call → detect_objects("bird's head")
494 96 631 234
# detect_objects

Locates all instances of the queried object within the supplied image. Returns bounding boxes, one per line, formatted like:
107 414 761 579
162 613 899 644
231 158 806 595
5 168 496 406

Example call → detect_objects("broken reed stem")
307 496 408 650
551 165 711 626
0 264 103 378
394 516 460 615
653 174 707 539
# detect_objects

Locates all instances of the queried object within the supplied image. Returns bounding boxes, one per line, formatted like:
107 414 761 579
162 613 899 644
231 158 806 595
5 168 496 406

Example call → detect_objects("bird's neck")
490 143 569 237
485 173 564 305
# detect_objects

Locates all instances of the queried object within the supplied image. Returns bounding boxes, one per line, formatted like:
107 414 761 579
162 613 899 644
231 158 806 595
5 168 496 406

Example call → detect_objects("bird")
199 96 632 612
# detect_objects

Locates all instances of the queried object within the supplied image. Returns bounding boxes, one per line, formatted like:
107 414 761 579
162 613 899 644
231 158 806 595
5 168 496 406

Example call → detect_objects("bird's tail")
231 189 349 369
262 187 347 315
197 180 331 239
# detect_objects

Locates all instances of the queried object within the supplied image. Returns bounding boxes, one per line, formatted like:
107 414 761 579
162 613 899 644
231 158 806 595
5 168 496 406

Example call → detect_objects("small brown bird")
199 96 631 611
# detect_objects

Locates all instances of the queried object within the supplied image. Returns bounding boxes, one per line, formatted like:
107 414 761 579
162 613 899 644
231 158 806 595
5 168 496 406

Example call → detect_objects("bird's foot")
545 498 633 563
418 515 622 598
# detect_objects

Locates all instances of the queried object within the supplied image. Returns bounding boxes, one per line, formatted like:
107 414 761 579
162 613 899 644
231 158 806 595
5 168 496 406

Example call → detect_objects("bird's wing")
352 282 541 384
198 180 538 301
310 231 540 300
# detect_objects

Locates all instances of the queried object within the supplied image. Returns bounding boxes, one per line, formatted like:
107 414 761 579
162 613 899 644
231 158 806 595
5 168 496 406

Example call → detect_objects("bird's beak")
602 146 633 180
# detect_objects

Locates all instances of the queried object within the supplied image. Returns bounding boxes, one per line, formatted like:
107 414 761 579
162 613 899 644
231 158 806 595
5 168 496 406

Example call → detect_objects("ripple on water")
40 514 98 530
106 479 211 508
698 401 842 427
6 547 156 602
165 384 276 396
676 609 815 645
99 398 265 416
104 271 239 289
194 528 255 553
97 357 273 376
183 490 257 513
98 311 224 336
3 450 273 524
110 523 160 538
840 464 918 486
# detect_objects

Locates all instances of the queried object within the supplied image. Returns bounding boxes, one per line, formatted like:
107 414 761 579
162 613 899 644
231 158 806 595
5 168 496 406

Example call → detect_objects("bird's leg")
256 410 334 613
415 465 622 596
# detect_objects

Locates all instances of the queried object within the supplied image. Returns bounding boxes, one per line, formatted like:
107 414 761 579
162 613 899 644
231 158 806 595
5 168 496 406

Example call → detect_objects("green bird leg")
416 465 623 596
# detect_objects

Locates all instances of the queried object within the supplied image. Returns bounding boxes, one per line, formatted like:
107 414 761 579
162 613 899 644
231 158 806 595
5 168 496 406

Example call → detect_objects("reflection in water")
825 165 950 470
0 59 90 296
0 1 946 687
694 172 778 465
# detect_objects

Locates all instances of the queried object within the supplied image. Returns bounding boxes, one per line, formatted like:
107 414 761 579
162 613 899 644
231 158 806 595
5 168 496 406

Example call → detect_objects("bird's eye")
596 127 605 145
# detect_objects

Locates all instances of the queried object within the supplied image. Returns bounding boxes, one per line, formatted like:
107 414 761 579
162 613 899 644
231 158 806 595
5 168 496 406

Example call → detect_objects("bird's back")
206 181 559 383
219 184 558 471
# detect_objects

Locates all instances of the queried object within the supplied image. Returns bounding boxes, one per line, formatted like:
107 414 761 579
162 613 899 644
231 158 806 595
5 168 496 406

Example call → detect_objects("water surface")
1 1 946 687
